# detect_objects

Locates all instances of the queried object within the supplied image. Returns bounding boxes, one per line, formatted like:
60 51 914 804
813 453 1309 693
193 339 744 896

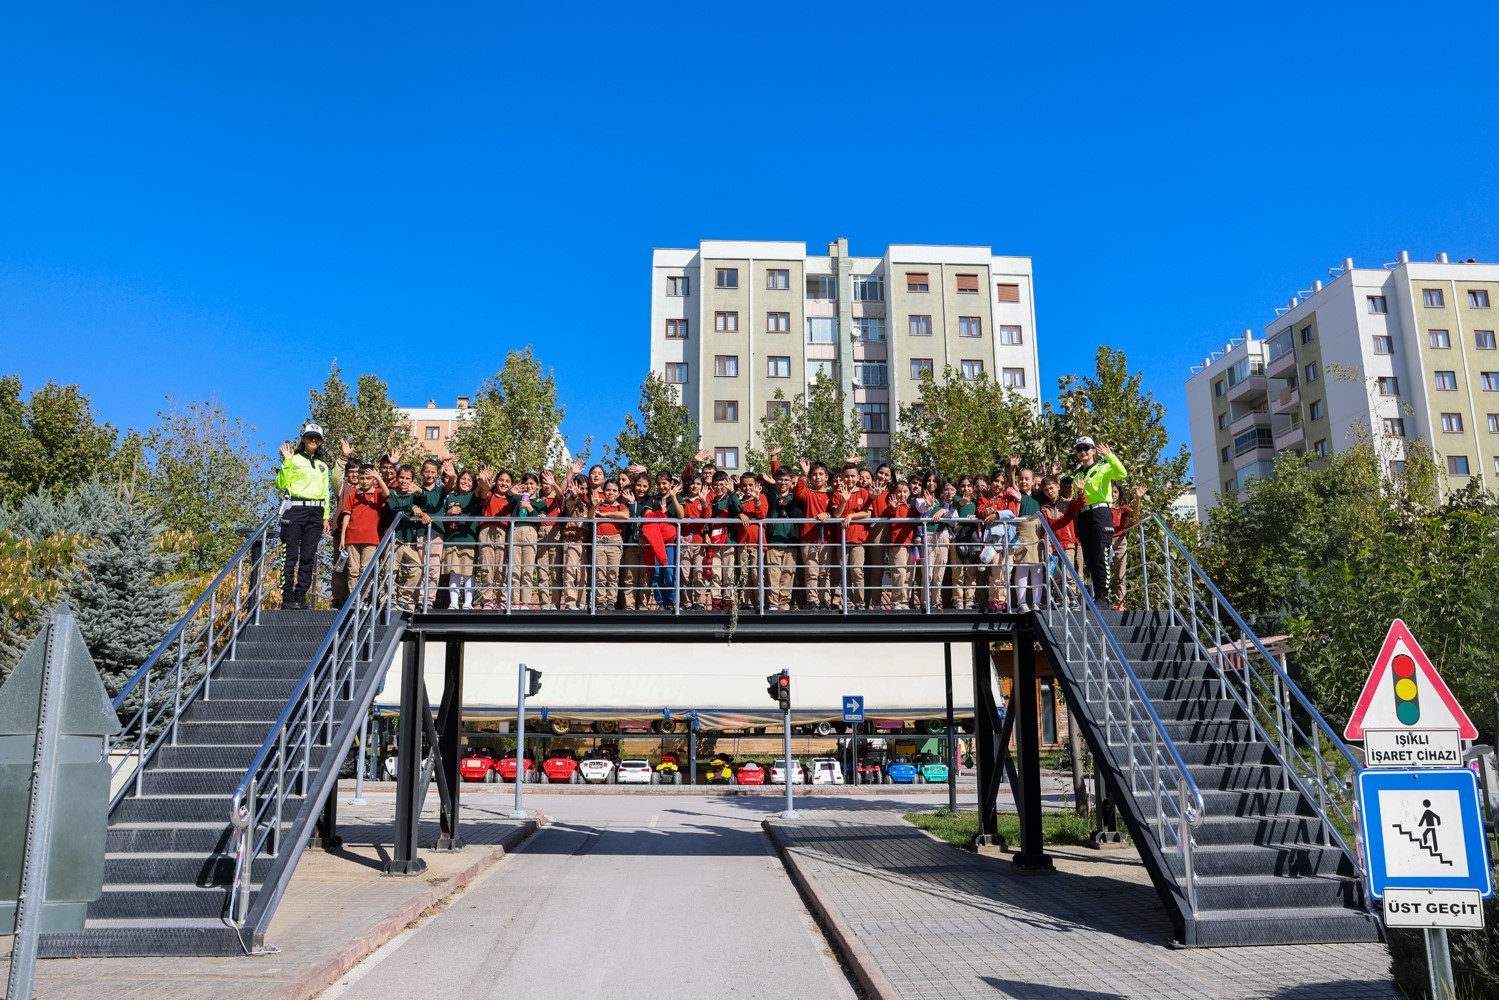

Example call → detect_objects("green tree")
307 362 419 465
743 372 860 473
0 376 121 505
450 347 570 474
890 367 1047 476
1056 347 1191 512
140 398 272 572
604 371 701 475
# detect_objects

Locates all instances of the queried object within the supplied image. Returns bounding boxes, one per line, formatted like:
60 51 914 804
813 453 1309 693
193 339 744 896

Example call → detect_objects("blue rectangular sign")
1357 768 1493 900
842 696 864 724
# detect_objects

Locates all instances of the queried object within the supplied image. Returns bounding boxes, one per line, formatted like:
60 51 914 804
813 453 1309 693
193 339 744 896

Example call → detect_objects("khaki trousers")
509 524 538 607
924 534 950 608
765 544 797 610
559 539 586 609
595 535 624 607
885 545 910 608
951 543 976 607
478 523 508 605
802 542 832 606
394 541 423 604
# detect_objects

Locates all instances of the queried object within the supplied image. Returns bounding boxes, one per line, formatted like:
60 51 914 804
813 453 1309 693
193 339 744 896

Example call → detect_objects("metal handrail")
1138 512 1363 868
1037 516 1206 915
104 515 279 803
229 518 402 924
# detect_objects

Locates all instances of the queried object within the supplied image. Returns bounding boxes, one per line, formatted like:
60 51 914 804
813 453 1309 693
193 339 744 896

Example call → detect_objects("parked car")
540 750 581 784
807 758 844 785
855 754 886 784
458 747 500 783
884 756 918 784
578 752 617 784
733 760 766 785
495 753 538 783
617 759 656 785
654 752 683 785
913 751 950 783
769 759 805 785
703 753 735 784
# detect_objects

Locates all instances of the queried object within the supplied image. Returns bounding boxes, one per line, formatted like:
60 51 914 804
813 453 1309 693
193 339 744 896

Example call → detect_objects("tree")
0 375 121 505
605 371 700 474
744 372 861 473
890 368 1047 476
139 398 272 572
307 362 419 464
449 347 570 474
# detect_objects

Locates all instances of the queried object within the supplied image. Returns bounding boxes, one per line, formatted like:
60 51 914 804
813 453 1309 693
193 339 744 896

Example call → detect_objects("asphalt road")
316 792 964 1000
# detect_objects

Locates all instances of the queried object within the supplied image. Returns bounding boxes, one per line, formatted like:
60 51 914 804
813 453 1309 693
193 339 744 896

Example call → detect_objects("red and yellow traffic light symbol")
1391 653 1419 725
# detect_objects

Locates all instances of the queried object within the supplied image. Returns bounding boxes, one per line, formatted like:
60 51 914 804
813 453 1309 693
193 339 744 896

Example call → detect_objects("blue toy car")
884 756 918 784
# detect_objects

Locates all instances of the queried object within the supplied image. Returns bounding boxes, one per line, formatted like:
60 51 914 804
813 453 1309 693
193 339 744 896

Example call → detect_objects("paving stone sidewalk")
766 810 1397 1000
1 797 535 1000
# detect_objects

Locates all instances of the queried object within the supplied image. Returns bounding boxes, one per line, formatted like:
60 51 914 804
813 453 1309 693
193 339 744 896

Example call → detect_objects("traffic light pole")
780 705 798 819
508 661 529 820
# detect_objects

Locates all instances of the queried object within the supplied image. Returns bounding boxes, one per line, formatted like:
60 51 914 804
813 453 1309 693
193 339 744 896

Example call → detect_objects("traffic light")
1390 653 1418 725
767 670 790 711
525 667 543 699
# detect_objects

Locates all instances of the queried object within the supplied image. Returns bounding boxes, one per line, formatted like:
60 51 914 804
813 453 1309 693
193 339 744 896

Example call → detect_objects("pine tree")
604 371 701 475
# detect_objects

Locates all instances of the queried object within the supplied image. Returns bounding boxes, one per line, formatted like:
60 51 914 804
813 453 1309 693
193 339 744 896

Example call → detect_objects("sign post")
1346 620 1489 999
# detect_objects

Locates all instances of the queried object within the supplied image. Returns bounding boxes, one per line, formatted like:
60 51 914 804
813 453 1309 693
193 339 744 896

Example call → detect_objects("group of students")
280 423 1144 615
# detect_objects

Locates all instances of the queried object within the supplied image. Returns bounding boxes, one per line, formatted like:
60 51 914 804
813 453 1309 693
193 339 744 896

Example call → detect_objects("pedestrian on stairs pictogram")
1357 769 1492 900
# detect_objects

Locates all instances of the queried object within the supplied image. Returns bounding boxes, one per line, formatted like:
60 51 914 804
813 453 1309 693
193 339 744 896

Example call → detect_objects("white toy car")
578 755 616 784
769 759 805 785
808 758 844 785
616 759 656 785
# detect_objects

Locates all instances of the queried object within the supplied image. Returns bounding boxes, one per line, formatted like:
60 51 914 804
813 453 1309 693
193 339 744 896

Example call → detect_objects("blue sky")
4 3 1498 477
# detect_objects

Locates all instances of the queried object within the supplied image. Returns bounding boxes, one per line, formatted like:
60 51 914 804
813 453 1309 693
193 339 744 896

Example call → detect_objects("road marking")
648 814 659 828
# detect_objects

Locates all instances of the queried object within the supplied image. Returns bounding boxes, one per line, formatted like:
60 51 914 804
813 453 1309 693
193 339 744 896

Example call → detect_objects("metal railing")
229 520 401 925
1133 512 1363 870
394 513 1056 615
1036 518 1206 915
103 516 279 805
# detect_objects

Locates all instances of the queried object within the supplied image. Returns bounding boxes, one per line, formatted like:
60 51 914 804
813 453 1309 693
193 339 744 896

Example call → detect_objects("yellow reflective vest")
276 452 332 515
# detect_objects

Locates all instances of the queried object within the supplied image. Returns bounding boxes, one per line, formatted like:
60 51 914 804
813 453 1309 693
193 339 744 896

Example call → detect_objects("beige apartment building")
1187 251 1499 519
650 239 1039 470
399 397 472 461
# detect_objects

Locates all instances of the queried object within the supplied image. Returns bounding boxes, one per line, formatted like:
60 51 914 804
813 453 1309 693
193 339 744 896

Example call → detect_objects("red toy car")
494 753 538 783
458 747 499 783
540 750 581 784
733 761 767 785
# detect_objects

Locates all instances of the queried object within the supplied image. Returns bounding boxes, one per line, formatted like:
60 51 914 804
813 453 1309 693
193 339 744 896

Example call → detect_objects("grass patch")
904 809 1109 848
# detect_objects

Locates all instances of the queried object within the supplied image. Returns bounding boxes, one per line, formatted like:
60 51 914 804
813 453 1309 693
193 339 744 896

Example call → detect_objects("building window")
855 362 888 387
1368 295 1388 314
667 275 689 296
715 268 738 289
906 272 930 293
1300 325 1314 344
853 317 886 343
1435 370 1458 390
999 325 1023 346
1001 367 1026 388
1484 372 1499 391
665 363 689 384
1309 399 1324 420
766 269 789 290
766 311 790 333
1314 439 1329 458
714 311 739 332
1390 460 1406 476
1429 329 1451 349
1377 376 1400 396
960 359 985 380
1477 330 1497 350
806 275 836 301
1441 413 1464 433
665 319 689 340
1214 378 1225 398
1469 289 1491 308
851 276 884 301
766 401 790 422
425 426 440 441
1423 288 1444 308
955 273 980 294
714 355 739 377
996 282 1021 302
910 358 933 379
909 315 932 337
713 400 739 422
1448 455 1470 476
1383 417 1407 438
806 359 833 382
715 447 739 469
856 402 889 432
1217 413 1229 430
1304 361 1320 383
806 317 836 343
767 356 790 378
1221 445 1231 463
959 316 982 338
1489 413 1499 433
1373 335 1393 355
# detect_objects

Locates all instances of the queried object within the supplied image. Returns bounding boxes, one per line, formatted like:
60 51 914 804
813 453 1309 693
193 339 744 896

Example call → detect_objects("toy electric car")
733 761 766 785
883 756 918 784
654 753 683 785
913 751 950 783
494 753 537 783
578 752 617 784
540 750 581 784
768 759 805 785
458 747 499 783
616 759 656 785
703 753 735 784
855 755 886 784
807 758 844 785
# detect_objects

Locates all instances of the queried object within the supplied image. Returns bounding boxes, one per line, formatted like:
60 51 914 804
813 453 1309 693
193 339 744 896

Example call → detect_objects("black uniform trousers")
281 505 323 598
1076 505 1114 603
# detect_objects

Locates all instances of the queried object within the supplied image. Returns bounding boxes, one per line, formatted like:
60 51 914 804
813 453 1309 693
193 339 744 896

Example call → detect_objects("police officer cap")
301 422 325 440
1074 436 1095 450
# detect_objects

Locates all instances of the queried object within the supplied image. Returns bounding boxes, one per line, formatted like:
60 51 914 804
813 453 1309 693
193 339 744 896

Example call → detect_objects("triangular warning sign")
1344 619 1477 741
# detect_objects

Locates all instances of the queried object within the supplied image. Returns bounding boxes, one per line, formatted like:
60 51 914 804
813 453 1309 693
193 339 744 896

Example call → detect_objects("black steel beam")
405 610 1021 643
971 641 1002 848
1011 625 1053 871
385 635 428 876
434 639 466 851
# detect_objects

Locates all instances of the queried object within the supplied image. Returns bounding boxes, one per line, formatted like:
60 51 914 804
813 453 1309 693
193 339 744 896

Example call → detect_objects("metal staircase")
38 519 405 957
1034 514 1379 947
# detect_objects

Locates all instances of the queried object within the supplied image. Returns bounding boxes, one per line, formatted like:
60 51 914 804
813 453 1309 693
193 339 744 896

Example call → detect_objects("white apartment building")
650 238 1039 470
1187 251 1499 519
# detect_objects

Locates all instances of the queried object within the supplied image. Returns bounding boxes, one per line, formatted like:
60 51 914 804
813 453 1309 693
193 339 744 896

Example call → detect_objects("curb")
277 814 544 1000
763 820 900 1000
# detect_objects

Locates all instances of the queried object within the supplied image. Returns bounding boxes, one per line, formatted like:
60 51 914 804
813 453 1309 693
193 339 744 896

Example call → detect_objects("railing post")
589 520 598 614
422 523 433 614
273 729 286 858
237 780 256 922
135 671 150 797
839 531 848 614
1152 724 1163 836
1139 523 1150 612
504 519 515 614
757 532 766 614
231 557 244 663
922 532 931 615
171 630 186 746
673 517 682 616
1181 784 1197 914
302 691 312 792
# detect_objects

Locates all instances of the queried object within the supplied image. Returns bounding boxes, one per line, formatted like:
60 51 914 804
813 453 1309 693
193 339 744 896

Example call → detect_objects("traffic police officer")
277 423 332 609
1073 436 1127 604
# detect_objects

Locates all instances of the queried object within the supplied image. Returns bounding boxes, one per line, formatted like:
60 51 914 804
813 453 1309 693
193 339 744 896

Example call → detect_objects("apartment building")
1187 251 1499 519
399 397 473 461
650 239 1039 470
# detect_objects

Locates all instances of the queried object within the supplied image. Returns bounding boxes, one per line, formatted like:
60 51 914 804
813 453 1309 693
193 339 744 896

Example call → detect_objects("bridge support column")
386 634 427 875
435 639 466 851
971 641 1003 847
1012 625 1053 871
311 787 341 851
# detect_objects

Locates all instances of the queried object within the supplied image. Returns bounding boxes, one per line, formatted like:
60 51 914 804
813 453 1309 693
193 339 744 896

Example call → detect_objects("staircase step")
214 660 316 681
1197 787 1318 818
38 923 248 958
108 825 234 854
1192 874 1362 911
102 854 274 886
152 745 263 771
1160 719 1259 744
183 699 289 723
1164 842 1355 879
1137 677 1234 702
1188 906 1380 946
1188 762 1287 790
230 640 326 661
1124 659 1216 682
257 609 338 624
1190 814 1328 847
175 721 280 745
199 678 307 702
1111 642 1196 663
1171 741 1277 767
88 884 238 920
141 769 256 796
1147 697 1244 723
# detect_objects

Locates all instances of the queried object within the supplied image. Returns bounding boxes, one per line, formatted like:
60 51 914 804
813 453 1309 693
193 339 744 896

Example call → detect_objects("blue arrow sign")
1357 768 1493 900
842 696 864 724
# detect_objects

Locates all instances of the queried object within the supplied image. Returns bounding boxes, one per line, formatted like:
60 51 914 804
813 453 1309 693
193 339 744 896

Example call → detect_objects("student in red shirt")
790 459 838 610
1040 475 1085 608
474 467 513 611
835 465 874 610
590 479 629 610
678 474 710 611
338 463 390 599
874 480 918 609
735 472 769 609
1109 484 1146 611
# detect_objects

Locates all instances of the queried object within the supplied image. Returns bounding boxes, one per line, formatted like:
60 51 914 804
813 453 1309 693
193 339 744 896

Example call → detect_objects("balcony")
1229 408 1271 436
1273 385 1301 414
1265 346 1297 379
1226 372 1267 405
1233 427 1276 468
1274 420 1305 451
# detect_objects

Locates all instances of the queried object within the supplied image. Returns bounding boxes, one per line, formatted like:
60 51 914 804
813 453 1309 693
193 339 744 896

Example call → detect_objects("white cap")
1075 436 1095 450
301 422 325 439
